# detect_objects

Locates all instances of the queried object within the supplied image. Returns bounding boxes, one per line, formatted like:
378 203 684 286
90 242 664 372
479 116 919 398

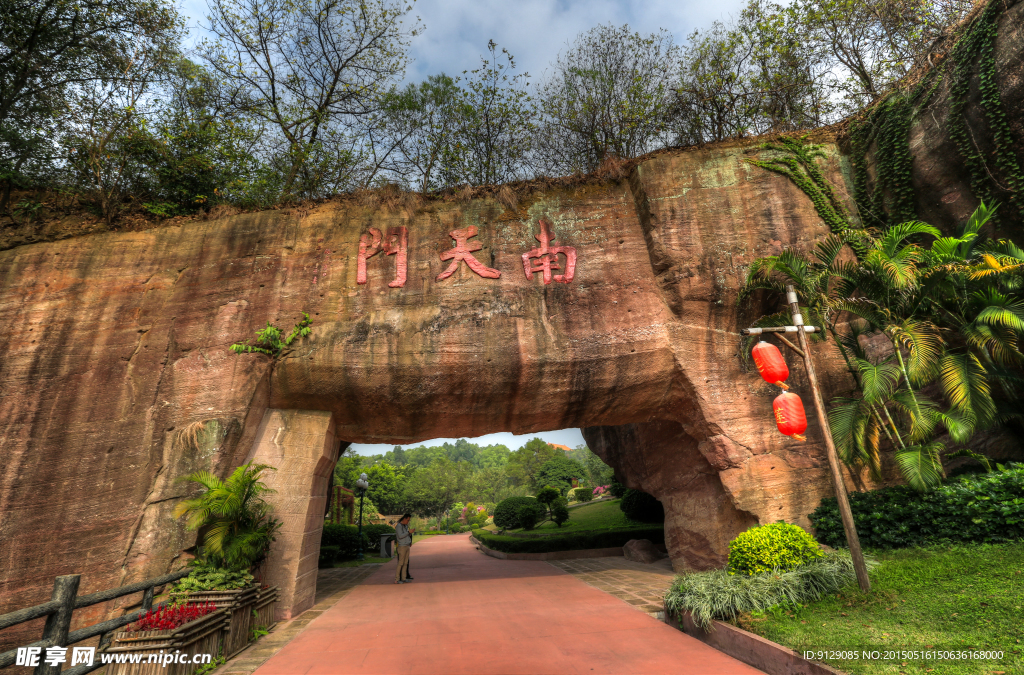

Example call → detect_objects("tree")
535 24 678 175
742 202 1023 490
452 41 535 186
402 458 471 517
173 462 281 569
0 0 183 210
333 446 363 488
534 456 586 495
365 461 406 515
506 438 558 488
198 0 419 200
566 444 614 486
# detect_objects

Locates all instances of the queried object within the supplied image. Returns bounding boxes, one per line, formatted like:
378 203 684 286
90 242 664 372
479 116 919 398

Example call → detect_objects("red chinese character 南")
522 218 576 284
357 226 408 288
436 226 501 281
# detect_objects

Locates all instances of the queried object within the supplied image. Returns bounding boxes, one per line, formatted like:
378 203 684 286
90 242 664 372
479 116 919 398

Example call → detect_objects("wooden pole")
785 284 872 593
36 574 80 675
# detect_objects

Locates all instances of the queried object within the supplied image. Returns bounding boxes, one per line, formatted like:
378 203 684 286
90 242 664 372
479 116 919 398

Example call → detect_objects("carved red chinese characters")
522 218 576 284
437 226 501 281
357 226 408 288
752 341 789 389
773 391 807 441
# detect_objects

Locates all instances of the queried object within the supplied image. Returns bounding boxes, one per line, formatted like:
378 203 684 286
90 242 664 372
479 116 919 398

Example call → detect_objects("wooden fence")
0 569 189 675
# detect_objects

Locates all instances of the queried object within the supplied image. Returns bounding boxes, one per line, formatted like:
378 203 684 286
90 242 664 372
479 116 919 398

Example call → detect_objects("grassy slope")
484 498 641 535
736 542 1024 675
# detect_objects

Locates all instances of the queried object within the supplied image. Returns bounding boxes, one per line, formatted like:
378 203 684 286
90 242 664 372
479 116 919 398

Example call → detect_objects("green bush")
535 486 559 505
572 487 594 503
551 497 569 527
320 524 367 560
620 489 664 523
517 502 546 530
809 463 1024 549
494 496 539 530
665 550 870 629
728 522 823 576
318 546 340 568
361 524 396 542
169 563 254 604
608 480 627 498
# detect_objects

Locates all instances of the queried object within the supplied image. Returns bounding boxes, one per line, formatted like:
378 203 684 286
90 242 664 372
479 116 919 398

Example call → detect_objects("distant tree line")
1 0 974 222
333 437 615 519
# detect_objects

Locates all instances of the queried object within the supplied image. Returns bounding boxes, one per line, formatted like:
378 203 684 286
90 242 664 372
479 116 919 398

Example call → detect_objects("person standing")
394 513 413 584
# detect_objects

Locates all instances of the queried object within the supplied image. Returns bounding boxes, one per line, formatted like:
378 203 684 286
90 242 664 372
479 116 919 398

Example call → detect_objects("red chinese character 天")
436 225 501 281
522 218 576 284
357 226 407 288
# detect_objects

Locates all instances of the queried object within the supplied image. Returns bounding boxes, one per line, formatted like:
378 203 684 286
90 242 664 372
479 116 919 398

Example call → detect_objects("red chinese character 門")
436 226 501 281
522 218 576 284
357 226 407 288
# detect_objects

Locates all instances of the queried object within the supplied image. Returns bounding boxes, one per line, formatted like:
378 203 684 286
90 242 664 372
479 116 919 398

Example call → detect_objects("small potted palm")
166 462 282 657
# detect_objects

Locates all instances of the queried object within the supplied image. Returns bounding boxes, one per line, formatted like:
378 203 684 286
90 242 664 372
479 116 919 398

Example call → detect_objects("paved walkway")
547 556 676 619
251 534 763 675
217 566 381 675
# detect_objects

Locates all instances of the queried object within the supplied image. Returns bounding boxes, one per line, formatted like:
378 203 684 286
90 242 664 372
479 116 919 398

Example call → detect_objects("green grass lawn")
489 498 639 535
733 541 1024 675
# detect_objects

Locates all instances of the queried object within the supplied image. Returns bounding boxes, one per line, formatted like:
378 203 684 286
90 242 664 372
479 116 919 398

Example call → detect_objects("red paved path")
254 534 764 675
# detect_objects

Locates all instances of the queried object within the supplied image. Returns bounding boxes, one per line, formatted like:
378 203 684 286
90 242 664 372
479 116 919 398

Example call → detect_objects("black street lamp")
355 473 369 561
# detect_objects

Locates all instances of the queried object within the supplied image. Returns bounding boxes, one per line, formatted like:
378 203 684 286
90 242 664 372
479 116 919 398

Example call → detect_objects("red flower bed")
128 603 216 632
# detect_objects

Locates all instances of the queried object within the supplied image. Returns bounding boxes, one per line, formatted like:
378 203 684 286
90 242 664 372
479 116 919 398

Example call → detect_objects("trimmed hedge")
472 526 664 554
620 489 664 523
810 464 1024 549
321 524 367 561
494 496 540 529
728 522 823 576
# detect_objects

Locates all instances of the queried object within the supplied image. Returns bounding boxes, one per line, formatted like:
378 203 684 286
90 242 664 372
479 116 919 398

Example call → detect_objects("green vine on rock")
946 0 1024 219
230 312 313 357
745 136 850 234
849 0 1021 227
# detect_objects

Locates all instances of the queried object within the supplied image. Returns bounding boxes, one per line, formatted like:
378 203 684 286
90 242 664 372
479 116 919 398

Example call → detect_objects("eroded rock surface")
2 0 1023 643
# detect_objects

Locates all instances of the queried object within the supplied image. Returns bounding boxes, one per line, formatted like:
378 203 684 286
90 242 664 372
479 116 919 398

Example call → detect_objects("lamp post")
355 473 369 561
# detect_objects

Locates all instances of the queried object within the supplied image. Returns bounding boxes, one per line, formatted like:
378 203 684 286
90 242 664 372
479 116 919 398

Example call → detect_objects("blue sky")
350 428 587 456
176 0 749 86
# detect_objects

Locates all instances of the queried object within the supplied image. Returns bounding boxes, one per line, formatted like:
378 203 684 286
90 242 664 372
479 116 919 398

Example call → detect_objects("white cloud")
177 0 750 81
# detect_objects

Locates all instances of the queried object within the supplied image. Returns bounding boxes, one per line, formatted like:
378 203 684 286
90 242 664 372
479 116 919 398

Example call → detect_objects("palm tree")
741 202 1023 490
173 462 281 569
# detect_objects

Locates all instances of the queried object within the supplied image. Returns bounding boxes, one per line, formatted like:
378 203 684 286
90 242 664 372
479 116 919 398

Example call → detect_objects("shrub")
321 524 368 560
535 486 559 505
169 563 254 605
551 497 569 526
361 523 396 542
494 496 539 529
517 501 547 530
574 487 594 503
608 480 627 498
318 546 340 568
472 526 665 554
665 550 871 629
620 489 664 523
728 522 823 576
809 463 1024 549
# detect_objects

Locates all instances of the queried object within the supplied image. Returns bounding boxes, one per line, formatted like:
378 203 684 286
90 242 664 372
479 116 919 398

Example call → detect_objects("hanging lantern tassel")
752 341 790 389
773 391 808 441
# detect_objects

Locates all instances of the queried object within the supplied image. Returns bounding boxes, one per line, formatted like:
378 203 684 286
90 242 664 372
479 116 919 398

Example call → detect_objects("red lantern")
752 341 790 389
773 391 807 441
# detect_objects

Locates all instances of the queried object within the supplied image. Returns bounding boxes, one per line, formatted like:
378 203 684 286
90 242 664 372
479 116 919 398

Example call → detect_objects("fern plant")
173 462 281 569
230 313 312 357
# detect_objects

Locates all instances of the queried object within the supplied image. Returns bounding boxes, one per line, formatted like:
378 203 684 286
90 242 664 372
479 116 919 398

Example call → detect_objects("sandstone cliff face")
2 0 1023 645
0 140 862 644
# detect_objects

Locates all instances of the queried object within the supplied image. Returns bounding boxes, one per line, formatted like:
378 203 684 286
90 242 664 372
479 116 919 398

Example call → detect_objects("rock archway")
1 139 880 644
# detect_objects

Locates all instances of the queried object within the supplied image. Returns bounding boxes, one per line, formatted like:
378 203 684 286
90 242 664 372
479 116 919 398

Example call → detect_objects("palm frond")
895 441 945 491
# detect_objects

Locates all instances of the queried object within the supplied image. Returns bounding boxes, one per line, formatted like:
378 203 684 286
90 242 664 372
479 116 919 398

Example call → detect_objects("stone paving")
546 556 676 619
214 565 381 675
